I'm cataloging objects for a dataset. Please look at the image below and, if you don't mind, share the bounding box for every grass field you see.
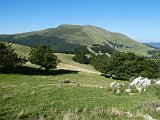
[0,53,160,120]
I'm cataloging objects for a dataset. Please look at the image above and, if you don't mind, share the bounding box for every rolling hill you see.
[145,42,160,49]
[0,24,156,56]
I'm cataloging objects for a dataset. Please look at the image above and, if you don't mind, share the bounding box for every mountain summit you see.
[0,24,156,56]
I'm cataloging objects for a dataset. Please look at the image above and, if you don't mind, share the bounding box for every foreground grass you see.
[0,71,160,120]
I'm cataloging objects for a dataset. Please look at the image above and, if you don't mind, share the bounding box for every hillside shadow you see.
[0,66,78,76]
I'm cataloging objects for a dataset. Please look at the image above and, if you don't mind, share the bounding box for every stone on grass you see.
[116,89,120,94]
[143,115,154,120]
[156,107,160,113]
[124,88,131,94]
[130,76,152,93]
[130,76,151,88]
[110,82,117,89]
[124,112,133,118]
[155,80,160,85]
[60,79,71,83]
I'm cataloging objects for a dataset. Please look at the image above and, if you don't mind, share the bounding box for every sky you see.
[0,0,160,43]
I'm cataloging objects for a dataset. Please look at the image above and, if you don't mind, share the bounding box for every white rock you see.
[124,112,133,117]
[130,76,151,93]
[124,88,131,94]
[129,93,136,96]
[155,80,160,85]
[116,89,120,94]
[143,115,154,120]
[137,87,142,93]
[110,82,117,89]
[115,83,120,88]
[156,107,160,113]
[130,76,143,86]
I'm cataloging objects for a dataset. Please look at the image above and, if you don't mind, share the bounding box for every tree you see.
[72,46,90,64]
[73,46,90,55]
[29,45,59,71]
[73,54,90,64]
[0,42,26,69]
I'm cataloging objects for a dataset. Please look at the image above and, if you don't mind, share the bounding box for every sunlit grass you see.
[0,72,159,120]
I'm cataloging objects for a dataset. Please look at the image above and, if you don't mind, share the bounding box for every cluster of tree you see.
[0,43,59,72]
[107,40,124,48]
[72,46,90,64]
[73,46,90,54]
[107,40,134,48]
[72,44,160,80]
[90,54,109,71]
[91,51,160,80]
[73,44,116,64]
[91,44,115,54]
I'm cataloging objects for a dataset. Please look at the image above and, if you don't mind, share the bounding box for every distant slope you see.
[11,44,30,57]
[0,42,30,57]
[145,42,160,49]
[0,24,156,56]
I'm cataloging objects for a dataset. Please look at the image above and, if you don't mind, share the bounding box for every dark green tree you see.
[91,51,160,80]
[29,45,59,71]
[0,42,26,69]
[72,46,90,64]
[73,46,90,55]
[72,54,90,64]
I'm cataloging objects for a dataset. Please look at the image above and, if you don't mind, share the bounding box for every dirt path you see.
[57,63,101,74]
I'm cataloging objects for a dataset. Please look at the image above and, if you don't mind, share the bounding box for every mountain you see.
[145,42,160,49]
[0,24,156,56]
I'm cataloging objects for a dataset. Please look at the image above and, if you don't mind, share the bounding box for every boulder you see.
[124,112,133,117]
[130,76,151,92]
[124,88,131,94]
[155,80,160,85]
[110,76,159,94]
[110,82,117,89]
[116,89,120,94]
[143,115,154,120]
[130,76,151,87]
[156,107,160,113]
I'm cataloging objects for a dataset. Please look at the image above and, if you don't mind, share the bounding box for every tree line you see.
[72,45,160,80]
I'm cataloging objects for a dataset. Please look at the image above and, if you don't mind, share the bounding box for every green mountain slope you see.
[0,24,156,56]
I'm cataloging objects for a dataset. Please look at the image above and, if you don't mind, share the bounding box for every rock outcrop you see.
[110,76,160,94]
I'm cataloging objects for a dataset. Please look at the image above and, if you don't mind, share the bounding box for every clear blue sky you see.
[0,0,160,42]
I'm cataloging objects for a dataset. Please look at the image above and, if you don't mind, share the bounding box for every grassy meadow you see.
[0,53,160,120]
